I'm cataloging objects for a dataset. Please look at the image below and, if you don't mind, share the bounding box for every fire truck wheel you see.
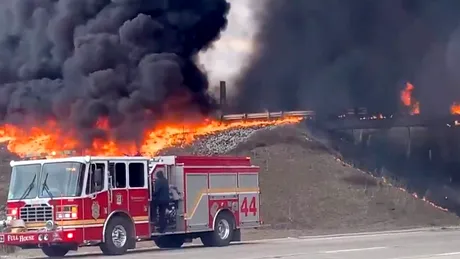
[41,245,70,257]
[201,211,235,247]
[99,216,133,255]
[154,235,185,249]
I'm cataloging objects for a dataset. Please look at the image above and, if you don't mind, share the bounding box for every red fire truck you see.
[0,155,261,257]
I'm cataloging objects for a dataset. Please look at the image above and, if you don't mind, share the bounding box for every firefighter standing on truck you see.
[151,170,169,233]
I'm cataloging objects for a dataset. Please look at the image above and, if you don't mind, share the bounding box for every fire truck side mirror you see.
[94,168,103,185]
[108,175,113,189]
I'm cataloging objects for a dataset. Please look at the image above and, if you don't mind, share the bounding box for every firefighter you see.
[151,170,170,233]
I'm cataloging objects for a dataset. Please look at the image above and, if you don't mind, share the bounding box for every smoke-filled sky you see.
[0,0,230,145]
[232,0,460,116]
[199,0,258,97]
[5,0,460,147]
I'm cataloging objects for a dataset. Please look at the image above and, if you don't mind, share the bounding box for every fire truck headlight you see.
[43,234,49,241]
[45,220,55,231]
[38,234,43,241]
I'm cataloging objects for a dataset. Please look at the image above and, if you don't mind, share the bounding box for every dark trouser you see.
[151,200,168,232]
[157,202,167,232]
[150,200,157,223]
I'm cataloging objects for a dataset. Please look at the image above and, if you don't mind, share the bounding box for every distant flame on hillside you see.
[335,157,449,212]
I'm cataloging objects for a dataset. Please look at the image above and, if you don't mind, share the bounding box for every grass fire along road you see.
[10,227,460,259]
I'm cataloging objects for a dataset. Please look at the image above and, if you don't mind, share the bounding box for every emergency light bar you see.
[22,150,79,160]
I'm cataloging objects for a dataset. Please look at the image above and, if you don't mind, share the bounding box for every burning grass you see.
[335,157,449,212]
[0,117,302,158]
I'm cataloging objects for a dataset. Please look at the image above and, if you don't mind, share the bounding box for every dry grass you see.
[227,125,460,232]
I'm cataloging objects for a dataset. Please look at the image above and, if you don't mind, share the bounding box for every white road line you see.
[221,226,459,245]
[251,252,312,259]
[321,246,387,254]
[260,232,420,243]
[295,232,413,242]
[276,227,459,243]
[387,251,460,259]
[436,252,460,256]
[297,226,460,240]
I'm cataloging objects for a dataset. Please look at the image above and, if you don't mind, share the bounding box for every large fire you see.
[401,82,460,116]
[400,82,420,115]
[0,117,302,158]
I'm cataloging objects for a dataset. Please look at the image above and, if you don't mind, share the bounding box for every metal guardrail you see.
[220,110,316,121]
[219,110,460,130]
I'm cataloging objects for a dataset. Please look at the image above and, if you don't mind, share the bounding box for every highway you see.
[9,227,460,259]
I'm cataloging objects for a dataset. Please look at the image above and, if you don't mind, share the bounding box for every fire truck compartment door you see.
[238,173,260,227]
[185,173,209,231]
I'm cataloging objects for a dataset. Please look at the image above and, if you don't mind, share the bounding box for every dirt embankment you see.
[163,124,460,234]
[323,127,460,215]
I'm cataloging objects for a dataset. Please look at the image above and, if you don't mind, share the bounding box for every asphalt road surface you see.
[8,227,460,259]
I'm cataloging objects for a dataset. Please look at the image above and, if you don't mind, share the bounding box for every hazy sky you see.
[199,0,262,96]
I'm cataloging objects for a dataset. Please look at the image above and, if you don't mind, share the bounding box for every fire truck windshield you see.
[38,162,86,198]
[8,164,41,200]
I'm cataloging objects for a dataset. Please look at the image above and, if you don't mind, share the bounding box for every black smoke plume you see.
[0,0,229,146]
[233,0,460,116]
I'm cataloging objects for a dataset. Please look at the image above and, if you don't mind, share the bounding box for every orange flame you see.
[451,103,460,115]
[401,82,460,116]
[401,82,420,115]
[0,117,302,158]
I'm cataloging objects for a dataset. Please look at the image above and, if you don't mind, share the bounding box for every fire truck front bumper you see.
[0,229,78,248]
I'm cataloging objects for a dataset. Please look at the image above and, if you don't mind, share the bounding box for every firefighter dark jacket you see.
[153,171,170,203]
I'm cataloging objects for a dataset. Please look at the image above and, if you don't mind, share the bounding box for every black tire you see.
[200,211,235,247]
[154,235,185,249]
[41,245,70,257]
[99,216,133,255]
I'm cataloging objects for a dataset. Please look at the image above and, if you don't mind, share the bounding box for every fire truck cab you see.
[0,155,261,257]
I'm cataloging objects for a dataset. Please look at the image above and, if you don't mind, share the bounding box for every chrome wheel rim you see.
[111,225,127,248]
[217,219,230,240]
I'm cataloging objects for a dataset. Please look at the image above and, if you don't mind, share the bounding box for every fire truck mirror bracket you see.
[102,211,135,243]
